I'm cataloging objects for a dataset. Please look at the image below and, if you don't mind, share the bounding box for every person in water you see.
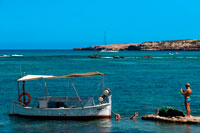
[180,83,192,117]
[115,112,138,120]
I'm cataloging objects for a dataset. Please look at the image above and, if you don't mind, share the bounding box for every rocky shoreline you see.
[142,114,200,125]
[88,55,153,59]
[88,54,200,59]
[74,39,200,51]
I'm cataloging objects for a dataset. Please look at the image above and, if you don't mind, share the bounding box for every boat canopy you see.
[17,72,104,81]
[17,75,54,81]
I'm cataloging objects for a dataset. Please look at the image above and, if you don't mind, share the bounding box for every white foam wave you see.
[0,55,10,57]
[11,54,23,57]
[102,57,113,58]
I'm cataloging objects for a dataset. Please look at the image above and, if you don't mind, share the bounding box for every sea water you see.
[0,50,200,132]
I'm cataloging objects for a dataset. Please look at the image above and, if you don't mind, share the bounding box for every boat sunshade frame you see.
[17,72,105,81]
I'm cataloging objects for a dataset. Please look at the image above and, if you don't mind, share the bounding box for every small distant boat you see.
[9,72,112,120]
[100,32,119,53]
[100,49,119,53]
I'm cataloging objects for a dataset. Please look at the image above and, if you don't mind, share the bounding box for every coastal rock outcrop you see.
[88,54,102,58]
[74,39,200,51]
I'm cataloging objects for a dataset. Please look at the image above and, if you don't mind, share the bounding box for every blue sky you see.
[0,0,199,49]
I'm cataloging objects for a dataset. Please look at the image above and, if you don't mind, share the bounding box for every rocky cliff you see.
[73,39,200,51]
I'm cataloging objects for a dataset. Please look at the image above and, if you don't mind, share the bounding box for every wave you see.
[152,57,200,59]
[0,55,10,57]
[0,54,24,58]
[102,57,114,58]
[100,56,200,59]
[11,54,23,57]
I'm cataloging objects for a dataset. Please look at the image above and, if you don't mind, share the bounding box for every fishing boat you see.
[9,72,112,120]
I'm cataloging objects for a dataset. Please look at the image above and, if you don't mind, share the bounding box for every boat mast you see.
[22,81,26,105]
[43,79,48,100]
[102,75,104,92]
[72,83,84,108]
[17,80,20,97]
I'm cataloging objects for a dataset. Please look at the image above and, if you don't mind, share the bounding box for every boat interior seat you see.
[47,101,68,108]
[55,102,68,108]
[39,100,48,108]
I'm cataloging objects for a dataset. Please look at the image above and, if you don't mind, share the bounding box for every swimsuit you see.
[185,98,191,102]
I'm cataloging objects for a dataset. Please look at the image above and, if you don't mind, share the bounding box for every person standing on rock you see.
[180,83,192,117]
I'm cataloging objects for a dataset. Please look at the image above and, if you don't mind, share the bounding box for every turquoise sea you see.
[1,50,200,132]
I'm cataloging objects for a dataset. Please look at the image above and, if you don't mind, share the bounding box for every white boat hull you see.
[9,96,112,120]
[100,50,118,53]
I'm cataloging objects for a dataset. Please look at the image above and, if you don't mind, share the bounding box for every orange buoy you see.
[18,92,31,105]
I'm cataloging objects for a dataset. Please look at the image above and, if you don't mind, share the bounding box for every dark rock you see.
[88,55,102,58]
[144,56,152,58]
[158,106,185,117]
[113,56,124,58]
[127,45,141,50]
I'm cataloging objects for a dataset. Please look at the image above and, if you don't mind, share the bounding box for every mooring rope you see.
[111,110,118,115]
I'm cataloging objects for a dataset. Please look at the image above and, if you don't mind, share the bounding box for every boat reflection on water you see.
[9,117,112,132]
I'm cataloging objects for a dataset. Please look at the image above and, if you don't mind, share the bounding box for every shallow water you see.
[0,50,200,132]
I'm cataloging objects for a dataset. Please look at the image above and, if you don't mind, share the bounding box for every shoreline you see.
[74,39,200,51]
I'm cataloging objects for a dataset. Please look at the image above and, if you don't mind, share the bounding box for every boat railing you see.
[12,100,25,106]
[13,96,96,108]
